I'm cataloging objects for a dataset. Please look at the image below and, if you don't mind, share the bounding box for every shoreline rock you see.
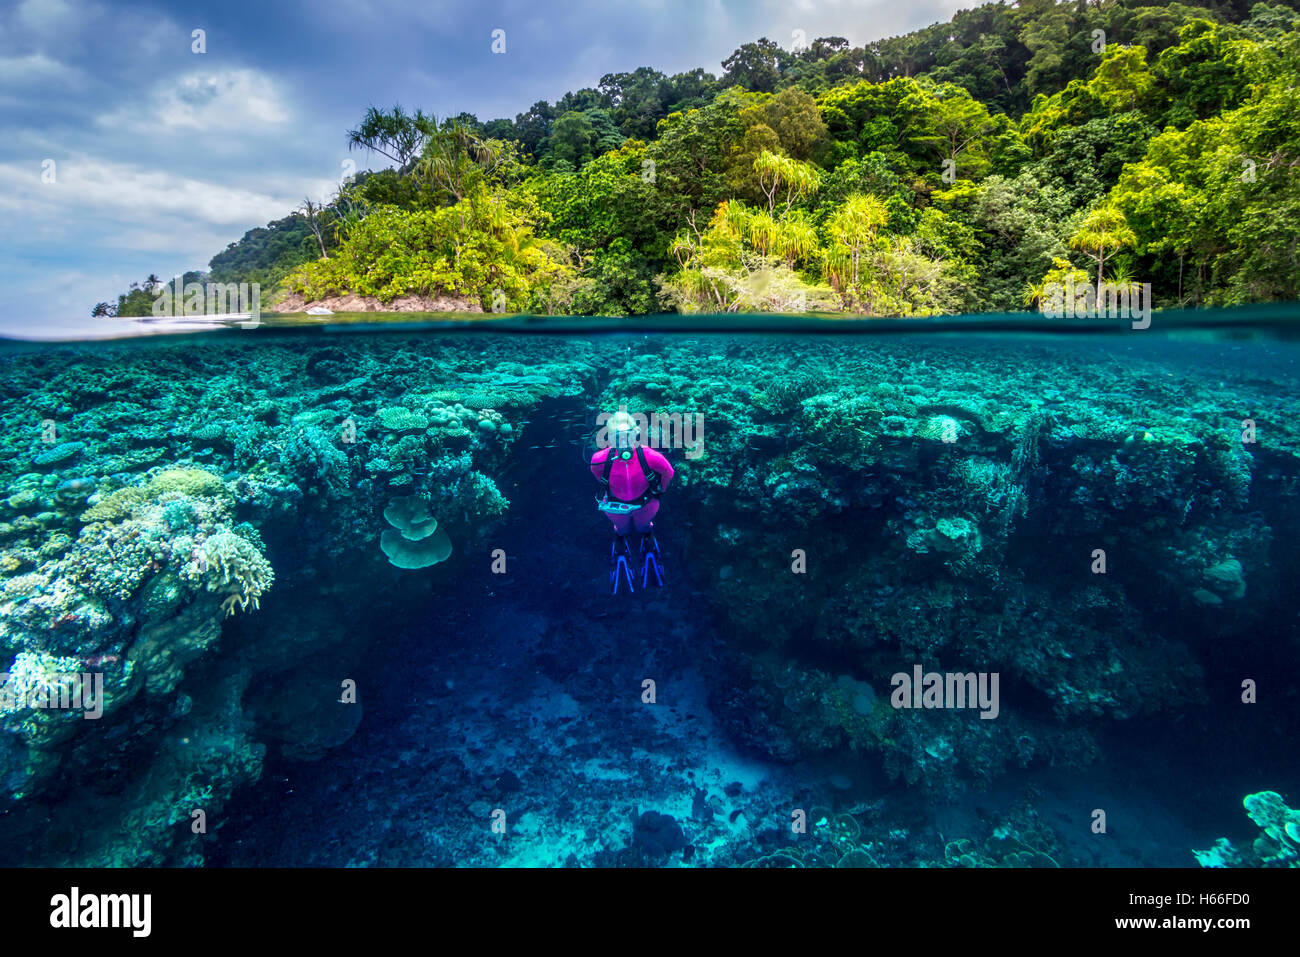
[273,291,483,313]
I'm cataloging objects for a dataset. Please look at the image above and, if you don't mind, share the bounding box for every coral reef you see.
[0,328,1297,865]
[1195,791,1300,867]
[0,334,543,863]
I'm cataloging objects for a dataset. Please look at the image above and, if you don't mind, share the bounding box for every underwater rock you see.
[127,598,222,696]
[54,478,95,508]
[5,489,41,512]
[632,811,687,856]
[250,664,363,762]
[274,291,483,313]
[1202,557,1246,600]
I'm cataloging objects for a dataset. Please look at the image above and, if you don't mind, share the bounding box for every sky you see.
[0,0,970,333]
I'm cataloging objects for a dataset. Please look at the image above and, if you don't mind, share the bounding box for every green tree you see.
[1154,19,1257,128]
[347,104,438,170]
[646,98,745,221]
[824,193,889,291]
[741,87,827,160]
[416,120,522,205]
[287,186,575,311]
[1069,205,1136,286]
[935,170,1072,310]
[753,150,822,215]
[904,82,996,178]
[1027,111,1157,208]
[599,67,669,139]
[721,38,789,93]
[541,109,625,169]
[1109,33,1300,305]
[1086,45,1156,114]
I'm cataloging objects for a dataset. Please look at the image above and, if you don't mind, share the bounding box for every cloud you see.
[0,52,82,86]
[15,0,80,37]
[0,0,978,330]
[0,155,333,229]
[99,68,293,133]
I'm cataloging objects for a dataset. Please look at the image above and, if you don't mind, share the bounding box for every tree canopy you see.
[100,0,1300,317]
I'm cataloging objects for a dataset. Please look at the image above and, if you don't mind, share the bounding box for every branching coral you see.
[281,426,350,496]
[187,531,275,617]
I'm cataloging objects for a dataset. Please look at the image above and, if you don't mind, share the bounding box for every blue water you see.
[2,309,1298,868]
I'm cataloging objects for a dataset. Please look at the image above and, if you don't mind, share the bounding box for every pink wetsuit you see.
[591,445,675,534]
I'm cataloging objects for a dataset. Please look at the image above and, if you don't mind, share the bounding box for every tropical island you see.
[96,0,1300,319]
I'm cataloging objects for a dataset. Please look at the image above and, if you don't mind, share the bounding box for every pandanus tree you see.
[753,150,822,215]
[330,186,371,245]
[705,200,814,265]
[667,197,828,313]
[824,192,888,291]
[415,120,520,210]
[1021,280,1046,309]
[347,104,438,171]
[1069,205,1137,287]
[775,212,819,267]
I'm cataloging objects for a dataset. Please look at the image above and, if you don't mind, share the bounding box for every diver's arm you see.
[590,447,610,482]
[644,447,675,490]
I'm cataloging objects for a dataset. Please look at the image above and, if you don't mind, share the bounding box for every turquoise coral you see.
[379,495,452,569]
[1195,791,1300,867]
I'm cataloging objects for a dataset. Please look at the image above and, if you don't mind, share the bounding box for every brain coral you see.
[83,469,226,524]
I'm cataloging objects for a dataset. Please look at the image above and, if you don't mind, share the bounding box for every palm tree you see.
[775,214,819,267]
[1108,257,1143,296]
[746,208,779,257]
[415,119,507,205]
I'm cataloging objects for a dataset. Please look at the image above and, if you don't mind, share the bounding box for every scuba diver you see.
[591,410,674,595]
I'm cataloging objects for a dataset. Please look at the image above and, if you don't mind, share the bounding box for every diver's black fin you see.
[610,535,635,595]
[640,530,664,589]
